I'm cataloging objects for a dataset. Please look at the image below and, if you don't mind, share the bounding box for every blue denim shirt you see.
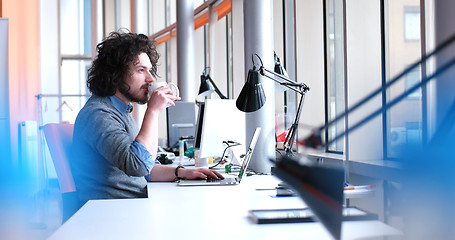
[107,96,159,179]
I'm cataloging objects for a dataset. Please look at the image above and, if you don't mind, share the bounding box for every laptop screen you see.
[237,128,261,180]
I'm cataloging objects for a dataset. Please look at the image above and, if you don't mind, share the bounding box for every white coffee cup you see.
[148,82,180,107]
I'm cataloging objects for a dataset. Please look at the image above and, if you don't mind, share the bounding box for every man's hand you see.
[179,168,225,180]
[147,85,181,113]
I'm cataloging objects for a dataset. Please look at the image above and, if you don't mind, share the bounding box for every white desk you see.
[48,175,402,240]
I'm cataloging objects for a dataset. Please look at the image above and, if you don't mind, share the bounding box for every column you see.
[243,0,275,173]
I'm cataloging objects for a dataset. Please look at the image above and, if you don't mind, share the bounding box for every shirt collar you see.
[107,96,133,115]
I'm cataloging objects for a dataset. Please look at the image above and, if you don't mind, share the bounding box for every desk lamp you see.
[236,53,345,239]
[197,68,228,101]
[236,53,310,155]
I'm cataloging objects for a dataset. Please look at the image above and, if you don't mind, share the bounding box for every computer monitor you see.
[193,102,205,149]
[166,101,196,149]
[197,99,245,159]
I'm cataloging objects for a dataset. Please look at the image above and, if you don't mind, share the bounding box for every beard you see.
[118,83,149,105]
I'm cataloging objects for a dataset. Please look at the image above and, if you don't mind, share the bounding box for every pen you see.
[344,185,374,190]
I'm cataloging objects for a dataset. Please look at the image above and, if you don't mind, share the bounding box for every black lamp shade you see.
[197,74,214,99]
[275,60,285,75]
[236,68,266,112]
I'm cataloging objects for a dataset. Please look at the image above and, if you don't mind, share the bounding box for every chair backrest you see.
[43,123,76,193]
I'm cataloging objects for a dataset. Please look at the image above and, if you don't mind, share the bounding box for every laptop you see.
[177,128,261,186]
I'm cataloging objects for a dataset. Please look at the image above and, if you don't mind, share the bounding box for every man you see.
[72,30,223,203]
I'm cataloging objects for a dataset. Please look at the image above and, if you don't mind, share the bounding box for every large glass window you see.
[294,0,325,154]
[386,0,424,158]
[325,0,345,153]
[345,0,383,161]
[122,0,434,168]
[323,0,432,161]
[58,0,93,123]
[205,14,230,100]
[324,0,383,160]
[147,0,234,143]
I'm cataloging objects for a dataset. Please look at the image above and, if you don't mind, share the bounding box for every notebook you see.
[177,128,261,186]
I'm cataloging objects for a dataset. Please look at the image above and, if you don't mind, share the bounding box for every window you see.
[324,0,383,160]
[405,66,422,98]
[294,0,325,153]
[325,0,345,153]
[148,0,234,143]
[404,6,420,41]
[58,0,93,123]
[386,0,424,158]
[322,0,431,161]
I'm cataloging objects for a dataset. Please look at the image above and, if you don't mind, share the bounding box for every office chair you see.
[43,122,81,223]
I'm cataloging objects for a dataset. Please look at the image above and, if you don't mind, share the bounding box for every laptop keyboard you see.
[206,177,237,184]
[206,178,221,182]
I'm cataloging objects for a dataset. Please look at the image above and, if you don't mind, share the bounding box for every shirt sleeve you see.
[130,140,160,173]
[77,99,157,177]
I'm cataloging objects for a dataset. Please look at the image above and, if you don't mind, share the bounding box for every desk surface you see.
[48,175,401,240]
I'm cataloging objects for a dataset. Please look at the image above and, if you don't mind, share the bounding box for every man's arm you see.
[135,85,223,182]
[76,98,150,177]
[135,107,159,160]
[135,85,180,159]
[149,164,224,182]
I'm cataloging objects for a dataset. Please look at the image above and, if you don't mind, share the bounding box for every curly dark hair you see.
[87,30,159,96]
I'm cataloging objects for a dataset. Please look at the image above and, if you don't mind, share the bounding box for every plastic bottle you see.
[178,140,184,163]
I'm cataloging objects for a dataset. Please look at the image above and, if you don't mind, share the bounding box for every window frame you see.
[322,0,432,162]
